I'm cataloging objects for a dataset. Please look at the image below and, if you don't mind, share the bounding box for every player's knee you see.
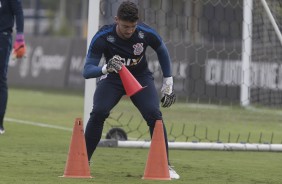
[89,109,110,125]
[144,110,162,127]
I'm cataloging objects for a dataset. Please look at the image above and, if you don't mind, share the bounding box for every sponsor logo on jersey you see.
[138,31,144,39]
[127,55,143,66]
[107,35,115,43]
[119,55,144,67]
[133,43,144,55]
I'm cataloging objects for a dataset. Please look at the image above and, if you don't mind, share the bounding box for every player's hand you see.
[13,33,26,58]
[105,55,123,73]
[161,92,176,108]
[161,76,176,108]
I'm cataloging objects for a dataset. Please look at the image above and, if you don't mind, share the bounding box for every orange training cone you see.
[142,120,171,180]
[62,118,92,178]
[119,65,145,96]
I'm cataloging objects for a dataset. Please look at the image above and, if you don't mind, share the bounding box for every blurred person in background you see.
[0,0,26,134]
[83,1,179,179]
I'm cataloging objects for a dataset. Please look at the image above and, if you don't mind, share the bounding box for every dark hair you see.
[117,1,139,22]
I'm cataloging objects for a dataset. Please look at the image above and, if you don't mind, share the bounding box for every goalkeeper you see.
[0,0,26,134]
[83,1,179,179]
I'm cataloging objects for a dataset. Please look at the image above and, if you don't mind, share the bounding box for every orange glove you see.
[13,33,26,58]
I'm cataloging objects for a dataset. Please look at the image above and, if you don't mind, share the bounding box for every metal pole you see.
[241,0,253,106]
[84,0,100,130]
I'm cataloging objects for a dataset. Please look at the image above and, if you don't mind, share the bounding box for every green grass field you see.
[1,88,282,184]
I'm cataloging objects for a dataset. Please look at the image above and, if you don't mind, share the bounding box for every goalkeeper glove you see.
[161,76,176,108]
[102,55,123,74]
[13,33,26,58]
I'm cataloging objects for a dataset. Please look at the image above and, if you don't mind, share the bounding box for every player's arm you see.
[83,56,104,79]
[83,36,105,78]
[149,31,176,108]
[11,0,26,58]
[83,55,123,79]
[156,42,172,78]
[11,0,24,33]
[156,42,176,108]
[83,37,123,79]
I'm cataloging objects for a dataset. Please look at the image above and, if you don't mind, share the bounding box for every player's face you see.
[115,17,137,39]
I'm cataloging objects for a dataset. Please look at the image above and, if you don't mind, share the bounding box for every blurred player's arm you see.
[11,0,26,58]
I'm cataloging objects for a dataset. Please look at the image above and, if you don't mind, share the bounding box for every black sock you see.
[0,114,4,127]
[84,121,104,161]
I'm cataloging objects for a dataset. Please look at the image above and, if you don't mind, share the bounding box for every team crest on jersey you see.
[133,43,144,55]
[107,35,115,43]
[138,31,144,39]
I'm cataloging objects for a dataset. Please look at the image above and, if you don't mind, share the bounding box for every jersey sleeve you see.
[156,42,172,77]
[87,35,106,59]
[147,30,172,77]
[10,0,24,33]
[146,30,162,51]
[83,35,106,78]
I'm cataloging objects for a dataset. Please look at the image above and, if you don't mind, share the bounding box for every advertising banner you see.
[8,36,72,89]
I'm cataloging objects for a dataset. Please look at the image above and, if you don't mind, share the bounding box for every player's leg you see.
[130,75,170,162]
[131,75,180,179]
[0,33,12,134]
[85,78,125,161]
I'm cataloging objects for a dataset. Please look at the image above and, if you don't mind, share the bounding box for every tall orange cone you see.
[142,120,171,180]
[61,118,92,178]
[119,65,145,96]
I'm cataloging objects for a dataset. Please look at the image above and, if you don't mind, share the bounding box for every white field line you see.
[4,117,136,139]
[5,117,73,131]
